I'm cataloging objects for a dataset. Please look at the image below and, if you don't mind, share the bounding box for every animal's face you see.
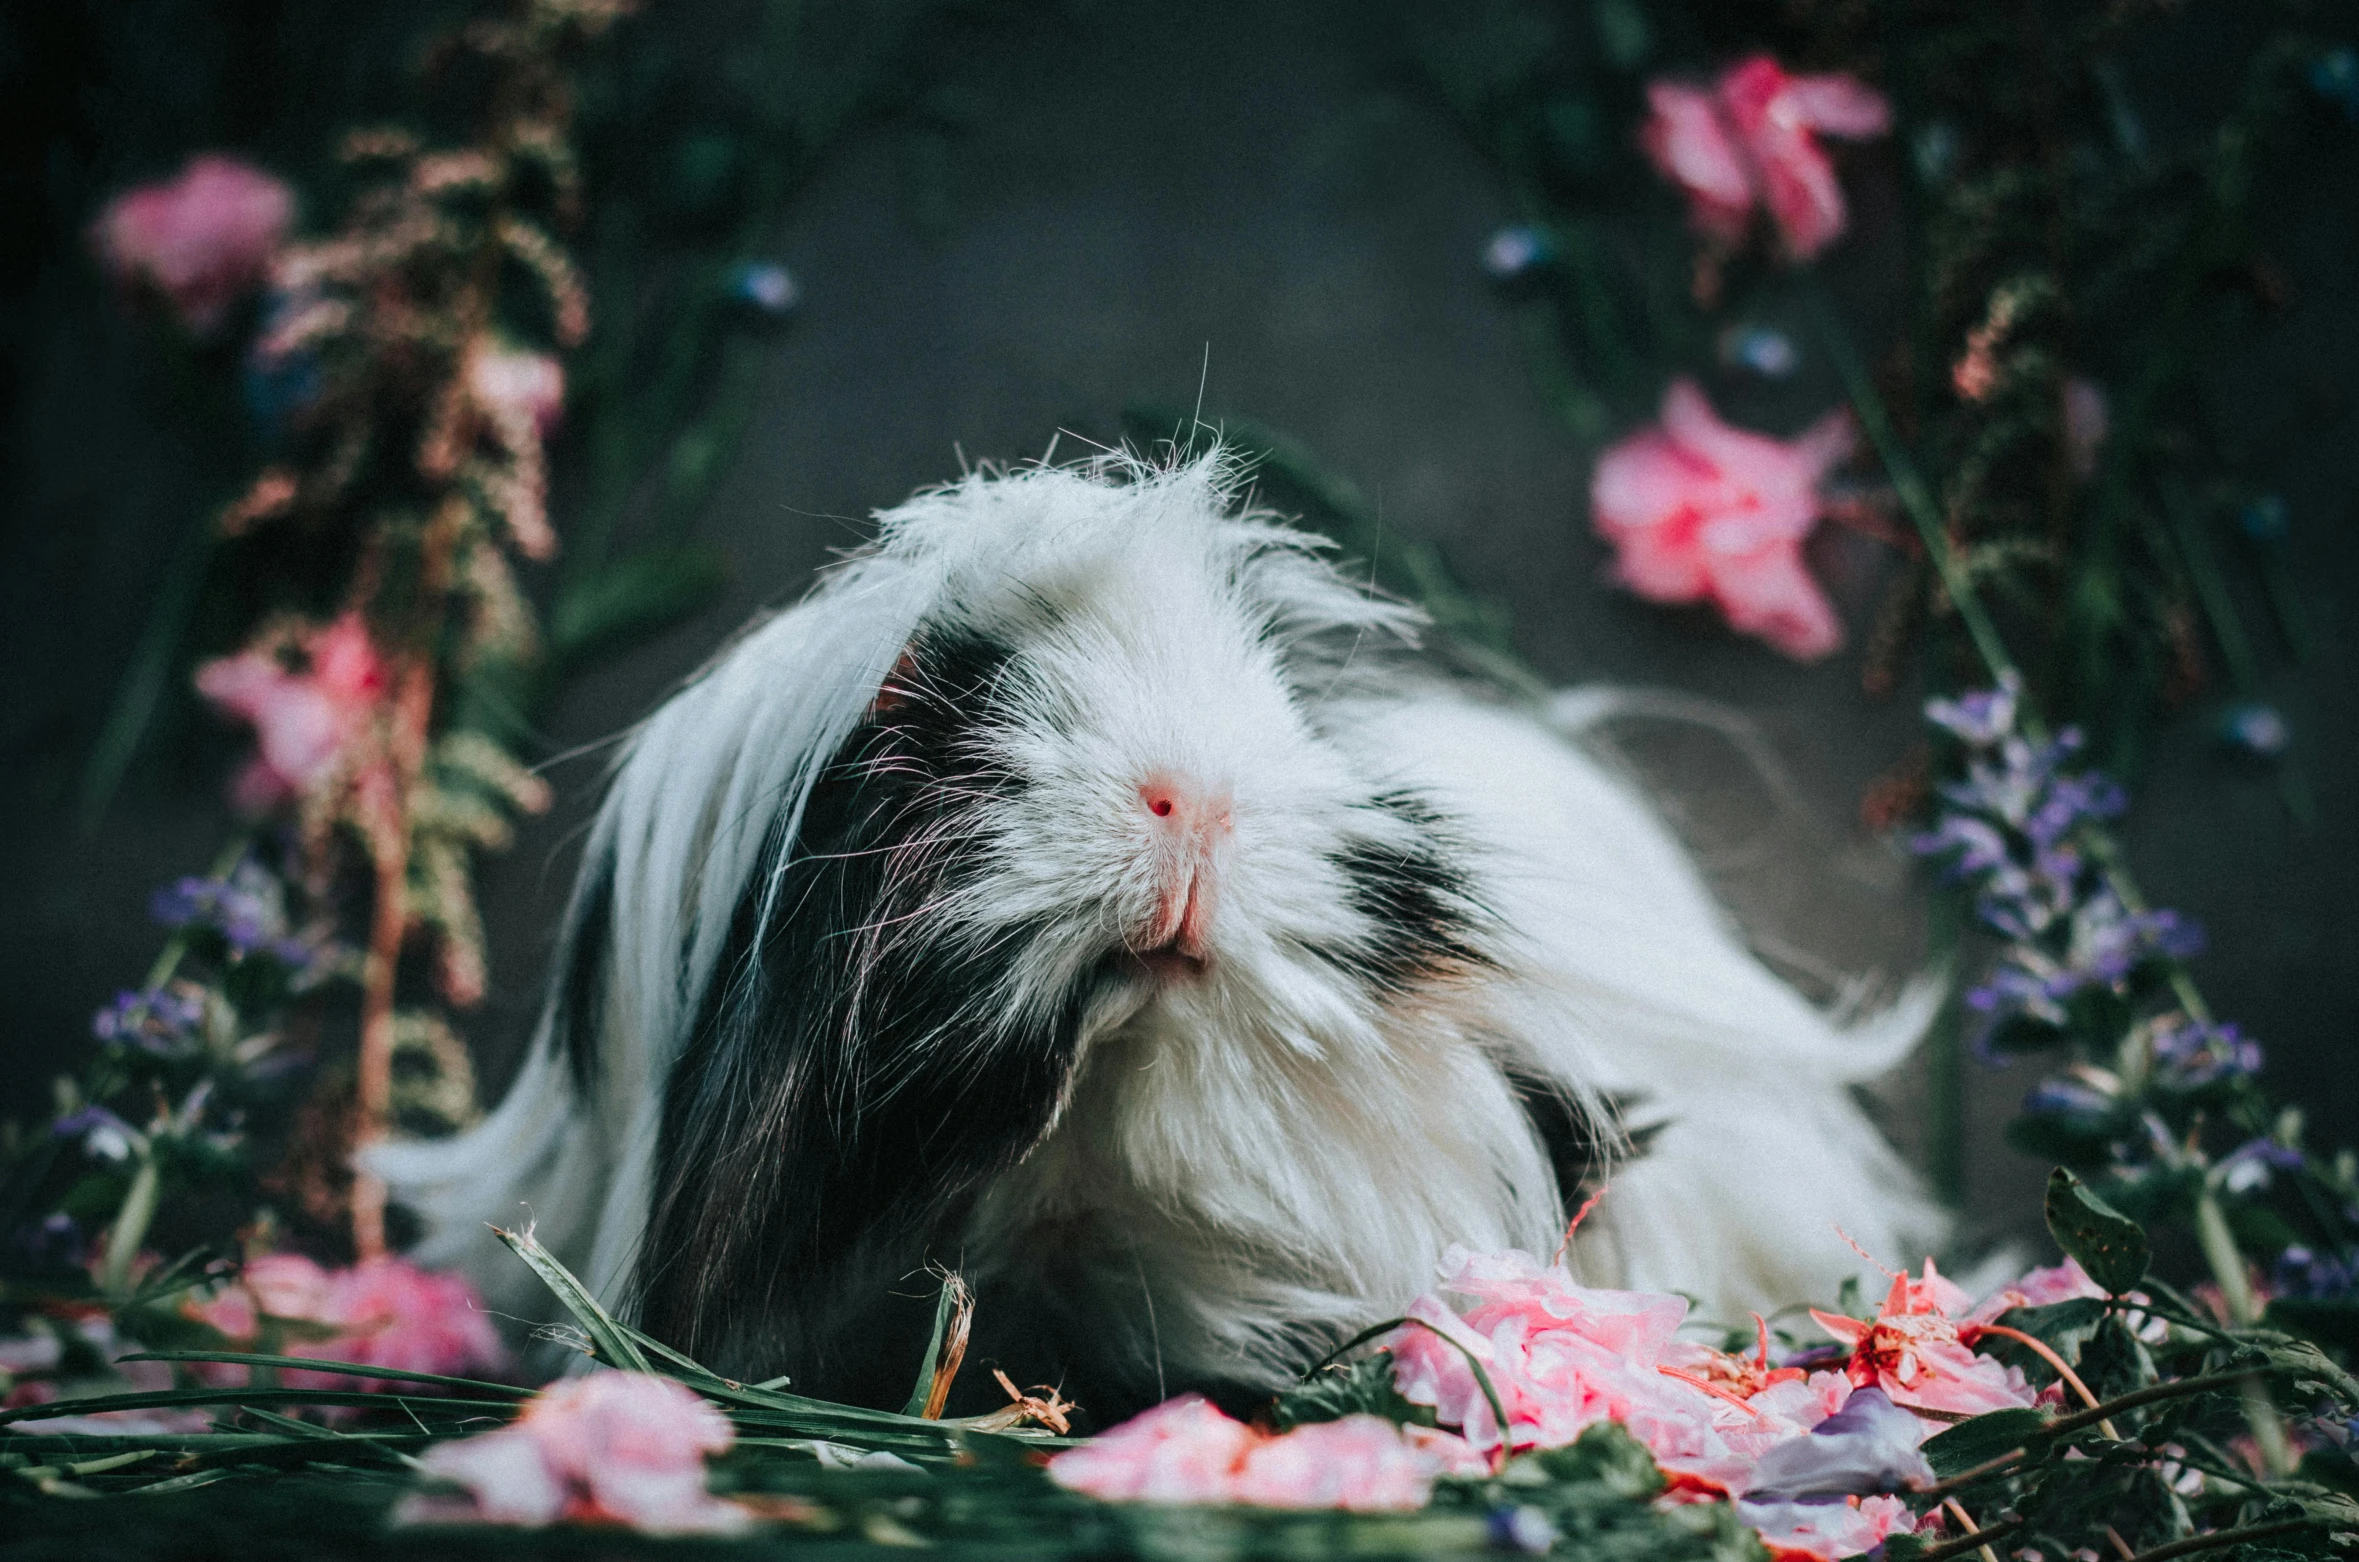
[872,527,1492,1069]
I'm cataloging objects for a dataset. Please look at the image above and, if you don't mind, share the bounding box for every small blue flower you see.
[2022,1075,2117,1122]
[2217,1137,2304,1195]
[1719,325,1799,378]
[2272,1245,2357,1301]
[1481,226,1552,282]
[726,260,799,320]
[5,1213,85,1272]
[2220,704,2290,758]
[1487,1505,1558,1553]
[53,1106,139,1162]
[1923,674,2022,747]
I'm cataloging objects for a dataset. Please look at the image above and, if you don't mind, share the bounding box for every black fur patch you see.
[553,844,614,1094]
[1312,789,1493,992]
[635,629,1107,1397]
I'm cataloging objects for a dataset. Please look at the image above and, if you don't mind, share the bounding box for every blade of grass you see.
[118,1351,529,1399]
[492,1223,652,1372]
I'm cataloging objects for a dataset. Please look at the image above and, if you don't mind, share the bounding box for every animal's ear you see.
[868,645,922,717]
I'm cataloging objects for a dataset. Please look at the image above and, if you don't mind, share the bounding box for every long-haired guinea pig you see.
[370,451,1941,1421]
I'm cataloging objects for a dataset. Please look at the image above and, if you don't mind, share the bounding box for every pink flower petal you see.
[1047,1394,1261,1504]
[1641,82,1755,245]
[92,155,293,333]
[1231,1416,1439,1511]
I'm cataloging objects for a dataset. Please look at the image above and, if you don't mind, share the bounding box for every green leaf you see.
[1271,1355,1437,1432]
[2044,1168,2151,1293]
[491,1222,653,1372]
[1919,1408,2051,1480]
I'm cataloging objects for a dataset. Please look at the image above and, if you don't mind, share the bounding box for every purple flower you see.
[2022,1075,2118,1122]
[1924,674,2022,747]
[150,862,316,969]
[1482,226,1552,281]
[91,987,204,1054]
[2150,1019,2262,1090]
[1743,1388,1934,1499]
[2273,1246,2357,1301]
[2026,771,2125,848]
[1907,814,2011,876]
[2218,1138,2304,1196]
[53,1105,140,1161]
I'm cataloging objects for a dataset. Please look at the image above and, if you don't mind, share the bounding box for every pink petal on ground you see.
[1231,1415,1440,1511]
[405,1427,569,1527]
[1047,1394,1262,1504]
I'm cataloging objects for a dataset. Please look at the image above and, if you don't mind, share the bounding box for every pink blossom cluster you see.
[1642,57,1890,263]
[1055,1247,2090,1562]
[92,155,293,333]
[395,1370,748,1536]
[194,611,388,815]
[1048,1394,1478,1511]
[186,1251,506,1391]
[1590,378,1855,660]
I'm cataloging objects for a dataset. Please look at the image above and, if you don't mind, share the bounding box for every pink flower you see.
[467,340,566,440]
[1642,57,1889,262]
[1049,1396,1260,1503]
[186,1253,505,1393]
[396,1370,746,1535]
[92,155,294,332]
[1046,1396,1452,1511]
[1590,379,1855,660]
[194,612,385,813]
[1811,1263,2038,1422]
[1231,1416,1442,1511]
[1738,1493,1917,1562]
[1966,1257,2108,1326]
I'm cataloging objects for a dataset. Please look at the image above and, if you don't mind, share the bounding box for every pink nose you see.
[1138,776,1232,836]
[1136,775,1231,966]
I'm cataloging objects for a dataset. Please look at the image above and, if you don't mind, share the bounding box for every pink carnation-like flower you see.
[1811,1262,2039,1422]
[1046,1395,1452,1511]
[92,155,294,333]
[397,1370,746,1535]
[194,611,385,813]
[1641,56,1890,262]
[1590,378,1855,660]
[186,1253,505,1393]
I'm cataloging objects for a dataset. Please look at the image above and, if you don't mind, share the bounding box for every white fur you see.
[369,451,1943,1388]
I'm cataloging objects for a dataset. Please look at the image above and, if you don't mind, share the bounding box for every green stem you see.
[2194,1192,2257,1325]
[100,1155,161,1297]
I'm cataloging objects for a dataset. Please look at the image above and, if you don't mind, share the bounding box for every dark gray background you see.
[5,3,2352,1254]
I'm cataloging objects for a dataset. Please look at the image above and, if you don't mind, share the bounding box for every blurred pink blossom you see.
[1590,378,1855,660]
[186,1252,504,1392]
[1047,1395,1452,1510]
[194,611,385,813]
[93,155,293,333]
[396,1370,746,1535]
[467,339,566,440]
[1642,57,1889,262]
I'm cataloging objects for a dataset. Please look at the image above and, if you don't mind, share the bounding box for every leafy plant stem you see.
[2121,1518,2320,1562]
[99,1155,162,1297]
